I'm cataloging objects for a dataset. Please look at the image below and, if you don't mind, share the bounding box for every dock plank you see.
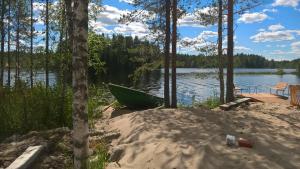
[219,98,252,110]
[6,145,44,169]
[240,93,289,104]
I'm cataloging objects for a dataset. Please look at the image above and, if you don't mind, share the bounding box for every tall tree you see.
[15,1,20,85]
[65,0,73,53]
[45,0,49,88]
[218,0,224,104]
[72,0,89,168]
[7,0,11,87]
[226,0,234,102]
[30,0,34,88]
[171,0,177,108]
[164,0,171,107]
[0,0,5,86]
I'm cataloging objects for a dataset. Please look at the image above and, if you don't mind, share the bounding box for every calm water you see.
[3,68,300,105]
[140,69,300,105]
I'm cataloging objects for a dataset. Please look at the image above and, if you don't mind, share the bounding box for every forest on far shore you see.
[177,53,300,69]
[1,33,299,78]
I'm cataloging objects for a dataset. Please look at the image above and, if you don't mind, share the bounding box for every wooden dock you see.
[239,93,289,104]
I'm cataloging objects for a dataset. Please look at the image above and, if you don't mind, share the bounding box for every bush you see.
[0,84,73,140]
[276,68,285,75]
[199,97,221,109]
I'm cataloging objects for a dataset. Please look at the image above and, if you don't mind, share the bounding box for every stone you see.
[109,146,125,162]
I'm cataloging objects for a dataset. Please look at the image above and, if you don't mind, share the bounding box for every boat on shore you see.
[108,83,164,109]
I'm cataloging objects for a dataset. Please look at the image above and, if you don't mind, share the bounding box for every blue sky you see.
[32,0,300,61]
[102,0,300,61]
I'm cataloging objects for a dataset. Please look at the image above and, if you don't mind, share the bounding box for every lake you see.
[3,68,300,105]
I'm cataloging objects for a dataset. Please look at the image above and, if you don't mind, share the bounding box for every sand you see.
[97,103,300,169]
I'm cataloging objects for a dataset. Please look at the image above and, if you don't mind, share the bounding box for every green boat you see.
[108,83,164,109]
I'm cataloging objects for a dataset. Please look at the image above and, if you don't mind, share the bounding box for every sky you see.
[32,0,300,61]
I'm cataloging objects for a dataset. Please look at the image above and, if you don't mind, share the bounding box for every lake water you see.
[138,68,300,105]
[3,68,300,105]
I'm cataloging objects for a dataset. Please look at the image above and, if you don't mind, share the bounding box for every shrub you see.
[276,68,285,75]
[0,84,73,140]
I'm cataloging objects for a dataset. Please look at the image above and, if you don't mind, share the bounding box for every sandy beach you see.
[97,102,300,169]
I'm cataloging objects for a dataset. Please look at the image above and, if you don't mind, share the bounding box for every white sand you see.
[98,103,300,169]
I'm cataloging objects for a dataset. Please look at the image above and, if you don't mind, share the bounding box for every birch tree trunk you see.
[171,0,177,108]
[164,0,171,108]
[226,0,234,102]
[218,0,224,104]
[72,0,89,168]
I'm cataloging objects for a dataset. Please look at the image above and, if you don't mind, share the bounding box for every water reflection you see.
[3,68,300,105]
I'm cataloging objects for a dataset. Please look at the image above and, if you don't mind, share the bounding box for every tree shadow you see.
[111,106,300,169]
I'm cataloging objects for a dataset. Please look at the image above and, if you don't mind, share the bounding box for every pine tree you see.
[7,0,11,87]
[226,0,234,102]
[45,0,49,88]
[0,0,5,86]
[171,0,177,108]
[164,0,171,107]
[218,0,224,104]
[30,0,34,88]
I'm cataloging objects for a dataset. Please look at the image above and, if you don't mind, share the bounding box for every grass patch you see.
[0,82,113,141]
[197,96,221,109]
[89,142,109,169]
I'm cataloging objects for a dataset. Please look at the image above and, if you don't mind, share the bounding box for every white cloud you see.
[33,2,45,12]
[178,13,206,27]
[178,7,219,27]
[114,22,150,38]
[119,0,135,4]
[238,12,268,24]
[268,24,285,31]
[291,41,300,53]
[258,28,266,32]
[235,46,251,51]
[276,44,286,47]
[250,31,295,42]
[263,8,278,13]
[270,50,287,55]
[272,0,300,7]
[96,5,129,26]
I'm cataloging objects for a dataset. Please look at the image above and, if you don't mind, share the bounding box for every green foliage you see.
[199,96,221,109]
[88,32,108,74]
[89,142,109,169]
[276,68,285,75]
[0,84,73,140]
[297,63,300,76]
[0,82,113,140]
[176,53,299,69]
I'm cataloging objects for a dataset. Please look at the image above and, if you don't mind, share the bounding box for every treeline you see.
[177,53,300,69]
[85,33,161,78]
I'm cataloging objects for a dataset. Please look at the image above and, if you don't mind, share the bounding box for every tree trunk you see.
[30,0,33,88]
[72,0,89,168]
[15,4,20,86]
[0,0,5,86]
[171,0,177,108]
[7,0,11,87]
[65,0,73,53]
[218,0,224,104]
[164,0,171,108]
[45,0,49,88]
[59,0,66,126]
[226,0,234,102]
